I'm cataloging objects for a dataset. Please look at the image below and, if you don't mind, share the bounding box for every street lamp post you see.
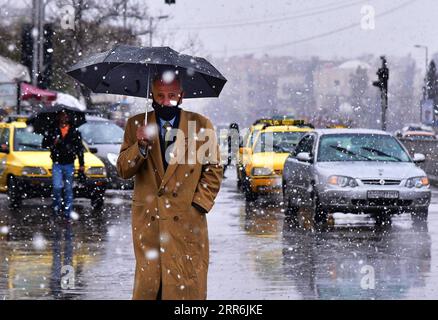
[149,15,169,47]
[414,44,430,123]
[414,44,429,73]
[414,44,429,99]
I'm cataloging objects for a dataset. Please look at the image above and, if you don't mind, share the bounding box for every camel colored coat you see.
[117,110,223,300]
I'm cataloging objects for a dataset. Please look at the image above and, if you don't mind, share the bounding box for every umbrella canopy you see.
[66,45,227,99]
[27,104,86,135]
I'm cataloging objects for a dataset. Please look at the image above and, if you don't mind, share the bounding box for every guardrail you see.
[399,138,438,185]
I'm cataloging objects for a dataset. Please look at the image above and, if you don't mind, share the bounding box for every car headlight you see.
[328,175,358,188]
[86,167,107,177]
[406,176,429,188]
[252,167,273,176]
[0,158,6,175]
[107,153,118,167]
[22,166,48,176]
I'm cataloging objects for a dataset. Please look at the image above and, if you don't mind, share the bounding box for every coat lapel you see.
[160,110,189,188]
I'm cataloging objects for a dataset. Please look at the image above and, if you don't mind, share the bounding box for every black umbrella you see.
[66,45,227,124]
[67,45,227,98]
[27,104,86,135]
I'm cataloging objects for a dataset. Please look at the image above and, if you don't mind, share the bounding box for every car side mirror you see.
[0,144,9,154]
[296,152,312,162]
[413,153,425,163]
[89,147,98,154]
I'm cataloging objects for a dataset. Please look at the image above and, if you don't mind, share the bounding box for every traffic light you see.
[20,24,33,77]
[40,23,54,89]
[20,23,53,89]
[372,56,389,91]
[165,0,176,4]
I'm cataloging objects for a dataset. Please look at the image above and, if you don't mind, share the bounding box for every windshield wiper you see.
[273,145,290,153]
[361,147,402,162]
[19,143,43,149]
[329,145,371,161]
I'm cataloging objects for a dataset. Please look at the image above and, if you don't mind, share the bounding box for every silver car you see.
[282,129,431,225]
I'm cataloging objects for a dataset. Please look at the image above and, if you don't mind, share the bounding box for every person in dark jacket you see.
[42,111,85,218]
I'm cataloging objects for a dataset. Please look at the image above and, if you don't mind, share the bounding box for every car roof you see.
[250,124,265,130]
[260,125,312,133]
[85,115,112,122]
[0,121,27,128]
[403,131,435,136]
[313,128,392,136]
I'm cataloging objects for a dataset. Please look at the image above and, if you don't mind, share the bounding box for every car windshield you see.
[79,121,124,144]
[317,134,411,162]
[14,128,46,151]
[253,131,306,153]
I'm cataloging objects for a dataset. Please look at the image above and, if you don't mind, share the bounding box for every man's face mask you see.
[152,100,181,121]
[152,94,183,121]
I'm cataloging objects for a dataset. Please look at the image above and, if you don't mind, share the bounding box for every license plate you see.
[367,190,399,199]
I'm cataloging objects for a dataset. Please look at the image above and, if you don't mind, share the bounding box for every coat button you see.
[151,216,156,221]
[172,192,178,198]
[173,216,179,222]
[190,169,195,174]
[157,189,164,197]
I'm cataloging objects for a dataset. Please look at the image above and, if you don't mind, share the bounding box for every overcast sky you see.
[147,0,438,70]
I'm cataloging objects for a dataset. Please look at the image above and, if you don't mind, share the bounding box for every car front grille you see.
[351,199,412,207]
[361,179,401,186]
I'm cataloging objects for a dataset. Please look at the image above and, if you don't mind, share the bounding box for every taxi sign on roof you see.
[5,114,30,123]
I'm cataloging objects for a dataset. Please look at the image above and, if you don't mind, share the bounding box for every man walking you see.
[42,111,85,219]
[117,73,223,300]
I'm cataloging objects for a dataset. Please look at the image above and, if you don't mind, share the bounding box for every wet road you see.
[1,169,438,300]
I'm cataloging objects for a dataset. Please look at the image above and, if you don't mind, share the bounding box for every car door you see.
[286,134,316,207]
[0,127,10,188]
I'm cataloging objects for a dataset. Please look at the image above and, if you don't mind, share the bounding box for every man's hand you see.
[136,125,154,148]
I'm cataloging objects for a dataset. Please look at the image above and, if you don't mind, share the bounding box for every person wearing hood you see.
[117,72,223,300]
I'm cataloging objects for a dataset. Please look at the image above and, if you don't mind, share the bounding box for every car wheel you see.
[91,192,105,211]
[7,175,21,210]
[243,178,257,202]
[237,167,245,190]
[312,194,328,226]
[285,198,299,219]
[411,208,428,221]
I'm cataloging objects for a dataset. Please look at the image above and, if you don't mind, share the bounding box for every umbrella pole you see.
[145,67,150,126]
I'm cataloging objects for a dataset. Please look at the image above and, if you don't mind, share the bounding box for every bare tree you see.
[43,0,151,105]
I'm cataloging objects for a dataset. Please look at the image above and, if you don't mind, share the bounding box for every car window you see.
[293,135,315,156]
[14,128,45,151]
[0,128,9,147]
[79,121,124,144]
[247,129,260,148]
[317,133,411,162]
[253,131,306,153]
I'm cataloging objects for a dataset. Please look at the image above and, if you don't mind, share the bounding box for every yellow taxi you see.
[242,119,313,201]
[0,116,108,210]
[236,121,266,189]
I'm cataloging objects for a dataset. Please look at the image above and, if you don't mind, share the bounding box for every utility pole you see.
[31,0,45,87]
[372,56,389,131]
[414,44,429,101]
[38,0,45,86]
[123,0,127,30]
[149,15,169,47]
[31,0,39,86]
